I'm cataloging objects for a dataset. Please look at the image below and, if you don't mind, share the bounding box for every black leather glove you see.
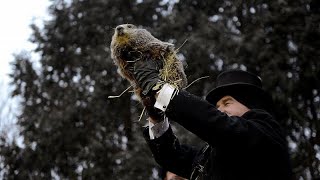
[141,96,164,121]
[134,59,164,121]
[133,59,162,96]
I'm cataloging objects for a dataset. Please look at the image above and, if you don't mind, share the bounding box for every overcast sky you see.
[0,0,50,138]
[0,0,50,79]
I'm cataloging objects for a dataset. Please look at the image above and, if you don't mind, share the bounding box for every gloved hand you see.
[133,59,162,96]
[142,95,164,122]
[134,59,164,122]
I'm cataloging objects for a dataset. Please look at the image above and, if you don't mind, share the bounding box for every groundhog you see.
[110,24,187,102]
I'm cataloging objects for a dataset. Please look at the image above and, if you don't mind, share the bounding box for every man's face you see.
[216,95,249,117]
[164,171,186,180]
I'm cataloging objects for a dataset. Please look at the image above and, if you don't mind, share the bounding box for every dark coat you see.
[144,90,292,180]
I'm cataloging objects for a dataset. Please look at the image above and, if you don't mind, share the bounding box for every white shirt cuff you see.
[148,117,169,140]
[154,83,177,111]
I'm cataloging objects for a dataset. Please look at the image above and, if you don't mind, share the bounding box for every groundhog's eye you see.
[127,25,132,28]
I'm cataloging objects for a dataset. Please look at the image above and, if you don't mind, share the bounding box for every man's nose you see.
[217,106,224,113]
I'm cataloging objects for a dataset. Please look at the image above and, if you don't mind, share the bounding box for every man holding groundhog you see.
[133,61,292,180]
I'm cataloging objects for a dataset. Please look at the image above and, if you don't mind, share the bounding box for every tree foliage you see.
[0,0,319,179]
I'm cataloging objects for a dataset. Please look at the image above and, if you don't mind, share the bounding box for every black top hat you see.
[206,70,272,111]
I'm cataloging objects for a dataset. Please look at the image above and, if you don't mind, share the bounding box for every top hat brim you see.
[205,83,271,106]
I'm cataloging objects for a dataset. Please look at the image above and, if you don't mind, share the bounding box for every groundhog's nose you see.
[116,26,124,34]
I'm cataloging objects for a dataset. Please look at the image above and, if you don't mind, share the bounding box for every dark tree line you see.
[0,0,319,179]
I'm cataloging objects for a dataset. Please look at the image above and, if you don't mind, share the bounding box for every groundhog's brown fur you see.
[110,24,187,101]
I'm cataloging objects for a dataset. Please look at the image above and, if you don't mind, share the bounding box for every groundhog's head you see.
[111,24,137,46]
[115,24,137,36]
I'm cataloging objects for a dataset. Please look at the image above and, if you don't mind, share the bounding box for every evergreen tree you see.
[1,0,164,179]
